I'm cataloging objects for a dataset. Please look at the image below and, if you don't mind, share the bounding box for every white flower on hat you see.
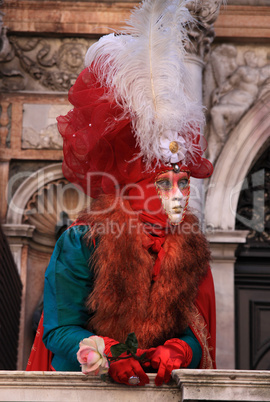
[159,130,187,164]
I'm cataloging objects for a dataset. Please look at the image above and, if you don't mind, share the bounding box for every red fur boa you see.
[79,195,211,349]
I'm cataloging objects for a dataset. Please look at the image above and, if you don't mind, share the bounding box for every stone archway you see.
[204,92,270,369]
[5,163,89,369]
[205,91,270,231]
[7,163,65,225]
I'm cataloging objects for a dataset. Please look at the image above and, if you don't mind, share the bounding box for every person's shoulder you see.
[54,224,91,256]
[58,224,89,241]
[46,224,93,275]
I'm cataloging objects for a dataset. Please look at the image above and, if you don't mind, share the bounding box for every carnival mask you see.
[155,171,190,224]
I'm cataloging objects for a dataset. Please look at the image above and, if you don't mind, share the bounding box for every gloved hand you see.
[101,337,151,385]
[145,339,193,386]
[109,357,149,386]
[136,347,156,368]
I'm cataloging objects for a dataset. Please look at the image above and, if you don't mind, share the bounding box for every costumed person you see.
[26,0,216,386]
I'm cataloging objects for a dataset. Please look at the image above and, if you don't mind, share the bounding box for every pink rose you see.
[77,336,109,375]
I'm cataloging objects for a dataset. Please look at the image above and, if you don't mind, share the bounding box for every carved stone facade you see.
[204,44,270,165]
[187,0,222,62]
[23,177,89,246]
[0,37,94,92]
[0,1,221,93]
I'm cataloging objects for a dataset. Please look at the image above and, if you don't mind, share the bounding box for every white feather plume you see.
[85,0,205,168]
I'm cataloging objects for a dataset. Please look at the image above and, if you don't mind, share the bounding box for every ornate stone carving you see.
[0,37,94,92]
[205,45,270,164]
[0,10,14,62]
[0,10,23,91]
[23,178,89,246]
[11,37,89,91]
[187,0,223,61]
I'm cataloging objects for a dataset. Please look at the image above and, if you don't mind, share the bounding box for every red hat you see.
[57,0,213,198]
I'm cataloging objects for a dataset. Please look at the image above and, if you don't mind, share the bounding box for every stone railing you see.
[0,369,270,401]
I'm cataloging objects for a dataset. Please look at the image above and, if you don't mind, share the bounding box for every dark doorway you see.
[235,145,270,370]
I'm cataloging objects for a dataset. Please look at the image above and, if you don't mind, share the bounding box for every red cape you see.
[193,267,216,369]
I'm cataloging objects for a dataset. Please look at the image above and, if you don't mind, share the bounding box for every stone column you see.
[207,230,249,369]
[2,224,35,273]
[185,1,249,370]
[185,0,223,221]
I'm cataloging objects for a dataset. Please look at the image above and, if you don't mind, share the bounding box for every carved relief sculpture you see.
[0,36,92,92]
[23,179,89,247]
[205,45,270,165]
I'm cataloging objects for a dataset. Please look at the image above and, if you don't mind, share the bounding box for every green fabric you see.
[43,225,202,371]
[43,225,95,371]
[179,327,202,368]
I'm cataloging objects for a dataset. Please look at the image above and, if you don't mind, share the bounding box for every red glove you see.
[100,336,119,356]
[146,339,193,386]
[136,347,156,368]
[101,337,150,386]
[109,356,150,386]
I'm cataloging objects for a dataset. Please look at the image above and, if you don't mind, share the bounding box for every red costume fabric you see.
[191,268,216,368]
[26,312,53,371]
[57,68,213,199]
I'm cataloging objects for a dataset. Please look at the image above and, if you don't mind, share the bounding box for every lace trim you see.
[190,305,214,369]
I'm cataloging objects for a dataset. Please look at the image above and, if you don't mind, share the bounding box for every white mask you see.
[155,171,190,224]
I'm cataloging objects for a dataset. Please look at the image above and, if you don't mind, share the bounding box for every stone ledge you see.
[206,230,249,244]
[1,370,270,401]
[206,230,249,261]
[172,369,270,401]
[0,371,178,402]
[2,224,35,238]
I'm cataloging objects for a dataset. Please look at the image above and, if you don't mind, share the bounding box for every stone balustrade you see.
[0,369,270,401]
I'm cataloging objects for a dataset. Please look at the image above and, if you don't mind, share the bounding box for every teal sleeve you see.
[43,225,95,371]
[179,327,202,368]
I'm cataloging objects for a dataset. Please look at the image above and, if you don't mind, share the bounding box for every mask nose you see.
[172,186,184,201]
